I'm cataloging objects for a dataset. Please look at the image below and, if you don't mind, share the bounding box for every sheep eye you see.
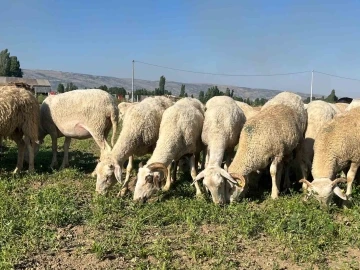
[145,175,153,183]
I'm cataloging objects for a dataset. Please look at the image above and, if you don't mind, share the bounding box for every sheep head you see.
[193,166,239,205]
[133,162,168,202]
[299,178,348,206]
[95,154,122,194]
[227,173,247,203]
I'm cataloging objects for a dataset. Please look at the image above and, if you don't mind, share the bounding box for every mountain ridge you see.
[22,69,317,100]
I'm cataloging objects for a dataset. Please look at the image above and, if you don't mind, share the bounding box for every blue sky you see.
[1,0,360,97]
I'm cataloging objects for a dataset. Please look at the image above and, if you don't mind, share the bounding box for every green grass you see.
[0,136,359,269]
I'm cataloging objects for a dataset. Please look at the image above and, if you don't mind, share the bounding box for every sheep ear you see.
[299,178,312,188]
[139,161,143,168]
[333,186,347,200]
[114,164,122,183]
[219,168,238,186]
[191,170,205,185]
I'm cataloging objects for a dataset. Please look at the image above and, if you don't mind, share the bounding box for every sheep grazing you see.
[133,97,204,202]
[193,96,246,205]
[300,107,360,205]
[297,101,339,182]
[36,89,118,169]
[228,92,307,200]
[235,101,259,120]
[0,84,40,173]
[95,96,174,195]
[118,102,136,121]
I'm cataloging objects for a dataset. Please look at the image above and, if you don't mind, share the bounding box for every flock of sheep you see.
[1,82,359,207]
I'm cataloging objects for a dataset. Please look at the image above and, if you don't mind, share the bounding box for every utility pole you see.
[132,60,134,103]
[310,70,314,102]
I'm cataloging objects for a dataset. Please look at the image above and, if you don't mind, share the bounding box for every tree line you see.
[0,49,23,77]
[0,48,342,106]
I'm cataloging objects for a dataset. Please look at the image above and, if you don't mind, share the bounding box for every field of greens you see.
[0,134,359,270]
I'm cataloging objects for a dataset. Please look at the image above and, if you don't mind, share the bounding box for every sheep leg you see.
[119,155,133,196]
[205,147,210,169]
[171,160,178,183]
[0,136,3,155]
[162,163,172,191]
[270,157,283,199]
[345,162,359,197]
[190,155,202,197]
[50,134,58,169]
[224,150,233,172]
[60,137,71,170]
[25,137,35,173]
[195,152,200,173]
[13,135,25,174]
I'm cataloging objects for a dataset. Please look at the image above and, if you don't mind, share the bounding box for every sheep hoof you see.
[162,184,171,192]
[271,194,279,200]
[195,192,205,200]
[59,164,69,170]
[117,188,128,197]
[13,168,20,174]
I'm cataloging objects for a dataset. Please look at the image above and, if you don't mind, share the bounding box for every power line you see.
[135,60,311,77]
[314,70,360,82]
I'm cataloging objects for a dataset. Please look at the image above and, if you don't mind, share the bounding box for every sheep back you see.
[0,85,39,143]
[312,107,360,178]
[229,104,305,175]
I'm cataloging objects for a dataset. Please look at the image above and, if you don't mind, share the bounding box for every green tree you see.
[184,93,188,97]
[109,87,127,97]
[57,83,65,93]
[199,91,205,103]
[179,84,186,97]
[204,86,224,102]
[325,89,338,103]
[9,56,22,77]
[65,82,78,91]
[225,88,231,96]
[0,49,10,76]
[98,85,108,91]
[0,49,22,77]
[159,76,166,95]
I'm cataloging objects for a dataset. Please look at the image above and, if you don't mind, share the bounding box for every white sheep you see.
[118,102,136,122]
[235,101,259,120]
[0,84,40,173]
[297,100,339,182]
[192,96,246,205]
[228,92,307,201]
[36,89,118,169]
[95,96,174,195]
[344,99,360,112]
[133,97,204,202]
[300,107,360,205]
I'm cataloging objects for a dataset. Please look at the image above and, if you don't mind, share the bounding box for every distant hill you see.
[23,69,317,100]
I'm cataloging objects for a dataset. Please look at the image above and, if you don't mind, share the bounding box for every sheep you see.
[228,92,307,201]
[175,97,205,115]
[334,103,348,113]
[35,89,118,170]
[0,84,40,173]
[235,101,259,120]
[95,96,174,195]
[297,101,339,182]
[300,107,360,205]
[345,99,360,112]
[133,97,204,202]
[118,102,137,121]
[192,96,246,205]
